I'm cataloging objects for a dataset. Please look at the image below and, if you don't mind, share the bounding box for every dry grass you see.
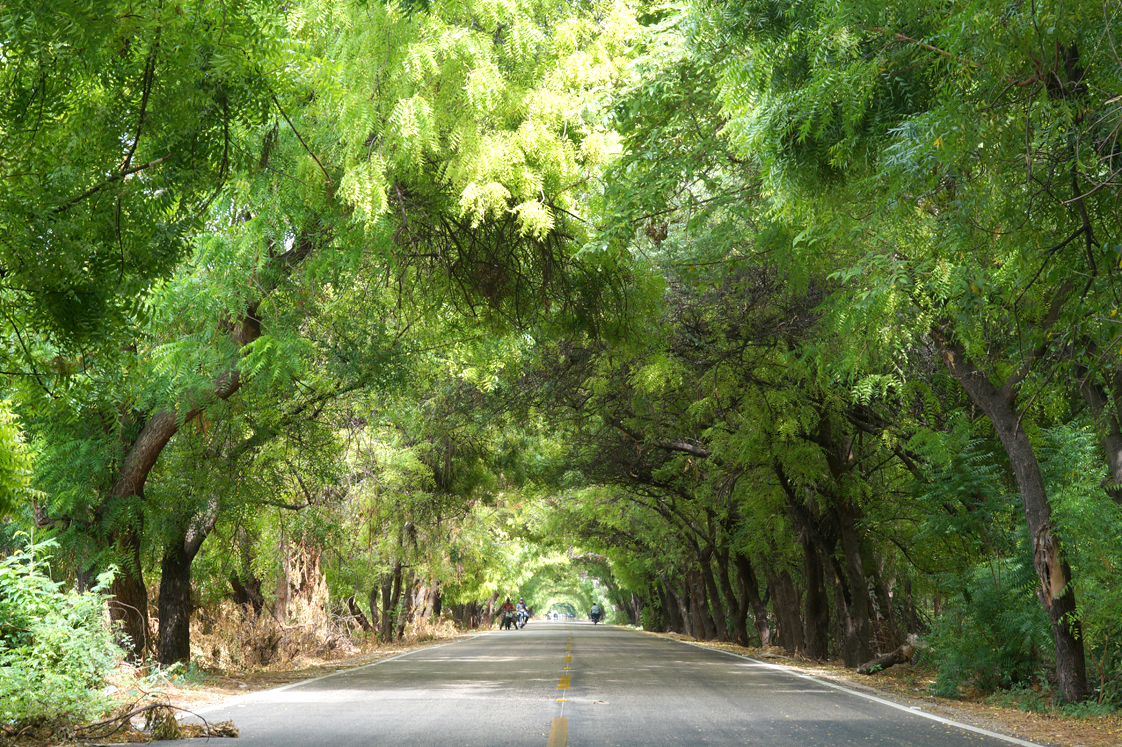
[190,601,359,672]
[651,634,1122,747]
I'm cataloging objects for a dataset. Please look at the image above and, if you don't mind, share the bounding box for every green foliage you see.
[0,402,36,516]
[0,539,121,725]
[927,548,1052,698]
[0,0,279,357]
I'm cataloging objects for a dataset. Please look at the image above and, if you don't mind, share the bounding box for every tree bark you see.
[381,561,402,642]
[935,332,1088,702]
[157,501,218,665]
[108,524,149,662]
[837,499,876,666]
[734,553,771,647]
[1077,369,1122,505]
[347,595,373,632]
[857,639,920,675]
[698,547,730,642]
[766,568,804,653]
[801,532,830,660]
[687,568,717,640]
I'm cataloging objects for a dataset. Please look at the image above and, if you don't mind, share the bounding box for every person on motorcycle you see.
[590,603,602,624]
[515,598,529,628]
[499,597,515,630]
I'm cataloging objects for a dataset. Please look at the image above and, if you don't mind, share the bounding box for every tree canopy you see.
[2,0,1122,727]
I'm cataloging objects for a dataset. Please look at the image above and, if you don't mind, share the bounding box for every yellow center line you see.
[547,717,567,747]
[558,675,571,689]
[563,655,572,662]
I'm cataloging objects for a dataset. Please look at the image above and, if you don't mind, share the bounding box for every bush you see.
[0,538,121,726]
[927,551,1052,698]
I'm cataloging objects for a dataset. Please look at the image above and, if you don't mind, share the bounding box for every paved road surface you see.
[168,622,1042,747]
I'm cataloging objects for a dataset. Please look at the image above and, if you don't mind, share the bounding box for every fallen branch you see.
[857,635,925,675]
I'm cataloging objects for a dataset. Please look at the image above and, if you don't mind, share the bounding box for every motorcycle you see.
[515,610,529,629]
[590,610,601,624]
[500,610,516,630]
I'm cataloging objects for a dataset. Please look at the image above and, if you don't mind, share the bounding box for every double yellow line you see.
[547,628,574,747]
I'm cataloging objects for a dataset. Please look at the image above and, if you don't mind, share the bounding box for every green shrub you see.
[0,538,121,725]
[927,550,1052,698]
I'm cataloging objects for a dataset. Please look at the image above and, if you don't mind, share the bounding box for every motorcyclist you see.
[590,603,602,624]
[515,598,529,628]
[499,597,515,630]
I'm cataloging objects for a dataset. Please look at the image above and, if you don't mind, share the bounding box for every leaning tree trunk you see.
[936,333,1088,703]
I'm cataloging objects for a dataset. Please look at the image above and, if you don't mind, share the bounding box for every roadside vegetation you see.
[1,0,1121,743]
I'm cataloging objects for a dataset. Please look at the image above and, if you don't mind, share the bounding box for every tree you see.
[710,0,1122,702]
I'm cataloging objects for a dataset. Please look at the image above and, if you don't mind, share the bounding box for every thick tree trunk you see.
[395,572,416,640]
[735,553,771,647]
[715,547,750,646]
[659,577,686,634]
[157,544,193,665]
[368,586,381,631]
[936,334,1088,702]
[801,534,830,660]
[699,548,730,642]
[766,568,804,653]
[431,583,442,617]
[157,503,217,665]
[109,525,149,662]
[687,569,717,640]
[837,500,876,666]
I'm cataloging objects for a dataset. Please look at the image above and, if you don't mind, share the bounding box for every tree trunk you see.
[936,333,1088,702]
[699,548,730,642]
[157,543,193,665]
[766,568,804,653]
[687,569,716,640]
[659,577,686,634]
[734,553,771,647]
[431,583,442,617]
[857,639,920,675]
[1077,369,1122,505]
[368,585,381,632]
[837,499,876,666]
[109,524,149,662]
[381,561,402,642]
[715,547,749,646]
[348,595,373,632]
[801,533,830,660]
[157,503,218,665]
[395,572,416,640]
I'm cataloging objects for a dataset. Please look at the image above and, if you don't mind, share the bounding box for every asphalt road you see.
[168,622,1043,747]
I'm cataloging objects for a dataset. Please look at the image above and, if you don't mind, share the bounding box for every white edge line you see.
[187,634,484,717]
[671,639,1044,747]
